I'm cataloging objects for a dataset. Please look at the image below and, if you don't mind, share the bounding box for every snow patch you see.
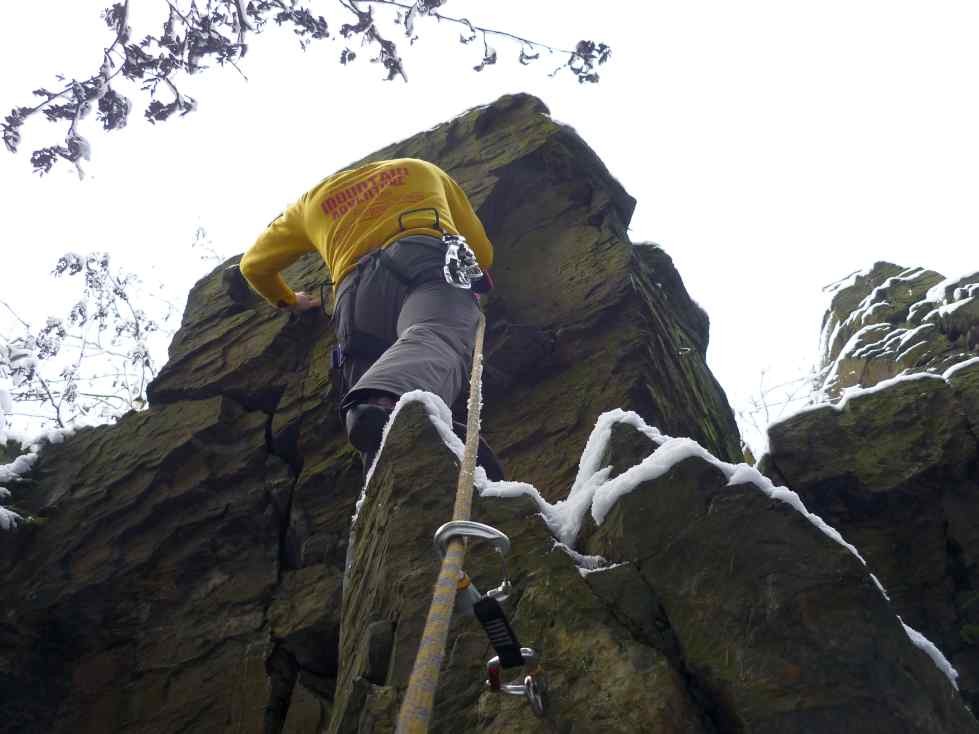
[0,452,38,484]
[822,267,868,298]
[352,386,491,526]
[896,323,935,350]
[776,370,946,427]
[0,426,73,531]
[577,561,628,578]
[870,574,890,601]
[944,356,979,379]
[934,297,975,319]
[353,390,466,525]
[479,409,864,564]
[0,506,22,530]
[901,618,959,689]
[348,395,959,690]
[836,372,944,411]
[551,541,626,577]
[488,409,955,686]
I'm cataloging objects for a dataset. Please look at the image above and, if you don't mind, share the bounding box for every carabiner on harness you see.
[442,234,484,290]
[394,207,483,290]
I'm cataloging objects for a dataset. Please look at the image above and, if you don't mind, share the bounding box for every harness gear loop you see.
[397,207,443,233]
[394,207,484,290]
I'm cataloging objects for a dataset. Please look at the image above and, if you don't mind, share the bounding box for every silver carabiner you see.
[442,234,483,289]
[433,521,512,603]
[486,648,545,717]
[434,520,510,557]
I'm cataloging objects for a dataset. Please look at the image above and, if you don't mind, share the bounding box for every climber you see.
[237,157,504,480]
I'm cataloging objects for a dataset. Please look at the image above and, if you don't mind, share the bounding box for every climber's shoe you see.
[453,421,506,483]
[345,403,391,455]
[347,402,505,482]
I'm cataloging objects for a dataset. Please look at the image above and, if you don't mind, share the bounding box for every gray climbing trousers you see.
[332,235,481,415]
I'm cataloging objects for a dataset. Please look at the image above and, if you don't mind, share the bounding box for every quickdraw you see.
[433,520,546,717]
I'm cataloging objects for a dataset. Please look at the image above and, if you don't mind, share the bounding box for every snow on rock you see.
[0,426,75,531]
[924,272,979,305]
[835,372,945,411]
[0,452,38,484]
[944,356,979,379]
[822,267,870,298]
[814,264,975,399]
[770,371,949,429]
[551,540,624,577]
[478,406,959,688]
[357,392,961,689]
[870,574,891,601]
[354,390,476,526]
[0,506,22,530]
[576,561,628,578]
[897,323,936,350]
[901,618,960,690]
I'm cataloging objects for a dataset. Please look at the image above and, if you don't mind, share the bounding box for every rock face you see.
[4,97,975,732]
[0,94,743,732]
[818,262,979,396]
[332,398,976,733]
[765,263,979,714]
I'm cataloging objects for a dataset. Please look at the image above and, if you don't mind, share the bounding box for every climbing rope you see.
[396,312,487,733]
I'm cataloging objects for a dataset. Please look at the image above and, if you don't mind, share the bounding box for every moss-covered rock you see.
[586,422,976,733]
[0,397,282,733]
[1,93,745,733]
[819,263,978,396]
[765,368,979,713]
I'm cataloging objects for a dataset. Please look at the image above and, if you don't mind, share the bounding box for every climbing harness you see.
[396,207,485,290]
[395,314,545,733]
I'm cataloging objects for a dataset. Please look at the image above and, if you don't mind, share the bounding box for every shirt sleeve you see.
[445,177,494,269]
[239,198,316,307]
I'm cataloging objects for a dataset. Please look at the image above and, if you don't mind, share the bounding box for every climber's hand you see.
[282,292,321,313]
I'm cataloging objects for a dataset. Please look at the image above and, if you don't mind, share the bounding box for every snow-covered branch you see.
[2,251,174,437]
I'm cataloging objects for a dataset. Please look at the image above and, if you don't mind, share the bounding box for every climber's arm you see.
[240,199,317,308]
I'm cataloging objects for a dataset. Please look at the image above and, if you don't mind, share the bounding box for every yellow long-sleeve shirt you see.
[239,158,493,306]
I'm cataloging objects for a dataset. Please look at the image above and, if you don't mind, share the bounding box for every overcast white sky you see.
[1,1,978,451]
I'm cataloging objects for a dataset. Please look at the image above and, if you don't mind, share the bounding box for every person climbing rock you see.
[237,157,504,480]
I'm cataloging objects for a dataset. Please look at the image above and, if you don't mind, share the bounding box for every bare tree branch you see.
[4,0,611,174]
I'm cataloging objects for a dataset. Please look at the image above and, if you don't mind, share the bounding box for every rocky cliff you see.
[817,262,979,396]
[1,97,975,733]
[765,264,979,714]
